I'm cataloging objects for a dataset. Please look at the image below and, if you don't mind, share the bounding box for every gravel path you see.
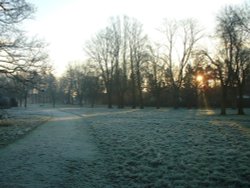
[0,109,106,188]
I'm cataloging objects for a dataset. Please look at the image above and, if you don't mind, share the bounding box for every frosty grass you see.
[63,107,250,187]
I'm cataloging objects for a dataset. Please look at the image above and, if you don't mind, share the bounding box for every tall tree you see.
[46,73,57,108]
[109,17,123,108]
[182,64,198,108]
[128,17,149,109]
[231,4,250,114]
[85,16,148,109]
[160,19,203,108]
[63,65,76,104]
[85,28,115,108]
[0,0,50,100]
[147,44,165,109]
[203,4,250,115]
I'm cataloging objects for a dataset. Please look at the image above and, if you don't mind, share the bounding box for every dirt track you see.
[0,109,105,188]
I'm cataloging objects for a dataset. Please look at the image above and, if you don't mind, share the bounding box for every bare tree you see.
[86,16,140,109]
[0,35,49,75]
[201,49,230,115]
[128,18,149,109]
[58,76,71,104]
[147,44,165,109]
[45,73,57,108]
[0,0,50,100]
[160,19,203,108]
[231,4,250,115]
[85,16,152,108]
[59,61,101,107]
[119,16,129,108]
[108,16,126,108]
[203,4,250,115]
[0,0,34,24]
[0,0,40,76]
[71,63,85,106]
[236,48,250,114]
[60,65,74,104]
[85,28,116,108]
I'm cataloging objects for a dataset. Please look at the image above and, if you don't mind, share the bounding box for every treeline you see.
[54,3,250,115]
[1,1,250,116]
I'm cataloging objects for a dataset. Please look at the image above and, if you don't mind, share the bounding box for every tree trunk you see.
[138,88,144,109]
[131,72,136,109]
[120,73,127,109]
[137,76,144,109]
[24,93,28,108]
[19,98,23,107]
[220,85,227,115]
[107,87,113,108]
[116,83,124,109]
[52,95,56,108]
[108,93,112,108]
[173,87,180,109]
[120,93,125,108]
[118,92,125,109]
[156,87,160,109]
[136,65,144,109]
[67,92,71,104]
[106,80,113,108]
[131,87,136,108]
[237,83,245,115]
[79,94,83,107]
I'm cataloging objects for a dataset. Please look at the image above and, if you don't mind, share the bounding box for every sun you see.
[196,75,203,82]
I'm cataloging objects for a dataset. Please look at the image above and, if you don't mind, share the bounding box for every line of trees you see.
[54,3,250,115]
[3,1,249,116]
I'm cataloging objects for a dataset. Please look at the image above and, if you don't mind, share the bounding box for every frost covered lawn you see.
[0,107,51,147]
[1,106,249,187]
[64,107,250,187]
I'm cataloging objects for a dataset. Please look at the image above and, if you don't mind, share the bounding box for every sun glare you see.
[196,75,203,82]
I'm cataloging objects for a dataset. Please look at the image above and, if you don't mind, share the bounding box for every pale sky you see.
[24,0,244,76]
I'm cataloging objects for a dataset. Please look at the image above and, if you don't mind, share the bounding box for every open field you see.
[0,106,250,187]
[62,107,250,187]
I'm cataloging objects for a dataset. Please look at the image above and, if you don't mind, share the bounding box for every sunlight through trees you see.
[1,0,250,115]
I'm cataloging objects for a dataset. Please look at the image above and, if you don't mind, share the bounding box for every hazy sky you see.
[24,0,244,76]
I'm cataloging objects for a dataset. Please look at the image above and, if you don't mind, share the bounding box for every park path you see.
[0,108,104,188]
